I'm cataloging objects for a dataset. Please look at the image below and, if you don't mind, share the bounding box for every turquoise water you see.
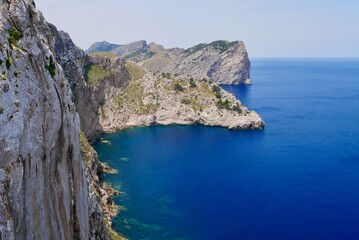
[94,59,359,240]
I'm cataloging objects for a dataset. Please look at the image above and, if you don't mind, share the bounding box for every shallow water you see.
[94,59,359,240]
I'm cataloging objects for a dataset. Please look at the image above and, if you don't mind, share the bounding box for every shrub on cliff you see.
[174,83,183,92]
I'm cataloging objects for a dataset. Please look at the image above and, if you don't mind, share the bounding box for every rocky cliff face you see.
[0,0,110,239]
[87,40,252,85]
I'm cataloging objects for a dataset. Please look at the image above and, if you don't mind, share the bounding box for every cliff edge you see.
[0,0,113,239]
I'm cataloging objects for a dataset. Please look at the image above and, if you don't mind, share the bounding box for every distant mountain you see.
[86,40,252,85]
[86,41,121,53]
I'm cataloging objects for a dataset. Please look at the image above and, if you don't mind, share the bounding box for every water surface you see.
[94,59,359,240]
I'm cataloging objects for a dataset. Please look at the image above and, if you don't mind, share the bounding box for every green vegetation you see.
[89,52,117,58]
[181,98,191,105]
[45,56,56,78]
[189,78,197,88]
[212,85,222,98]
[217,99,243,113]
[0,107,3,114]
[232,103,243,113]
[115,84,158,115]
[161,72,171,79]
[184,43,207,54]
[209,40,234,53]
[124,48,156,61]
[8,27,23,46]
[79,131,93,166]
[2,73,6,81]
[84,63,109,84]
[6,57,12,70]
[184,40,234,54]
[217,99,231,110]
[125,62,145,81]
[98,105,106,119]
[174,83,183,92]
[108,229,124,240]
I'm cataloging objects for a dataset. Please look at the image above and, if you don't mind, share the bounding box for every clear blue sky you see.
[36,0,359,57]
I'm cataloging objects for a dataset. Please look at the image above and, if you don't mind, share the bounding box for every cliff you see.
[87,40,252,85]
[0,0,113,239]
[0,0,86,238]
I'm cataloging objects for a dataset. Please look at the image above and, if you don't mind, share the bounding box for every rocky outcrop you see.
[56,39,263,139]
[0,0,90,239]
[99,67,263,132]
[87,40,252,85]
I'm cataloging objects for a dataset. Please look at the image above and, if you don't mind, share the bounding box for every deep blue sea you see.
[94,59,359,240]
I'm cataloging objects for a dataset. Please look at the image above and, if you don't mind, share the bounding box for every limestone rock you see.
[0,0,89,239]
[87,40,252,85]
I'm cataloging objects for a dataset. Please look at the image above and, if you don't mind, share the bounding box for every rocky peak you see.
[87,39,252,85]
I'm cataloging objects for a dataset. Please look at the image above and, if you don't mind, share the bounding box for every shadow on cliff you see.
[49,24,130,141]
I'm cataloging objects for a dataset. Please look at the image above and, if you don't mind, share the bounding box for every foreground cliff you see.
[87,40,252,85]
[0,0,114,239]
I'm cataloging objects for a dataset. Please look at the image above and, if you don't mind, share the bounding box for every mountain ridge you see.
[87,39,252,85]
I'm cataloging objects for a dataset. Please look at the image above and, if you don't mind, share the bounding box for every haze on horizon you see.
[36,0,359,58]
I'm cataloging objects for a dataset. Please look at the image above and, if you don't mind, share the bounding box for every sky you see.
[35,0,359,58]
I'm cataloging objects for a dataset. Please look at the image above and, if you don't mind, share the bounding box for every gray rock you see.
[87,40,252,85]
[0,1,108,239]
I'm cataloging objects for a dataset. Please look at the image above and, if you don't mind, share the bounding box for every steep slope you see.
[0,0,86,238]
[87,40,252,85]
[0,1,112,239]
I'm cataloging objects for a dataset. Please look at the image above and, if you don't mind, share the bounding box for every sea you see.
[93,59,359,240]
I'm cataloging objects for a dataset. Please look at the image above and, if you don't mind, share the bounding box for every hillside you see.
[87,40,252,85]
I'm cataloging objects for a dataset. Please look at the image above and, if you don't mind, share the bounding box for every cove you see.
[94,59,359,240]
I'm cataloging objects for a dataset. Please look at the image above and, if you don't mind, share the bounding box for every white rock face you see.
[0,1,92,239]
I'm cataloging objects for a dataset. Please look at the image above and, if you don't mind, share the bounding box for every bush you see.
[217,99,231,110]
[174,83,183,92]
[8,28,23,46]
[45,56,56,78]
[181,98,191,105]
[232,103,243,113]
[212,85,221,94]
[0,107,3,114]
[6,58,12,70]
[212,85,222,98]
[189,78,197,88]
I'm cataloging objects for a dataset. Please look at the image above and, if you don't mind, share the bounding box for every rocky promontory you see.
[87,40,252,85]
